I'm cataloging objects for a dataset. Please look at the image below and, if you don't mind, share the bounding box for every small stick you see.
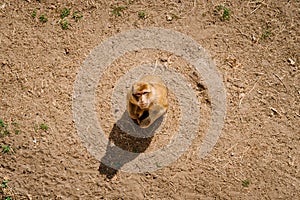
[250,4,262,15]
[273,73,288,92]
[152,59,158,74]
[239,77,261,108]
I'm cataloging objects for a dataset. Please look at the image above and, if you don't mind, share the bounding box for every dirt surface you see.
[1,0,299,199]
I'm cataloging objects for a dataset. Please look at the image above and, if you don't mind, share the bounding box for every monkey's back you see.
[139,75,168,108]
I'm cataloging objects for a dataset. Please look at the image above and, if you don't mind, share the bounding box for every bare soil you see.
[1,0,299,199]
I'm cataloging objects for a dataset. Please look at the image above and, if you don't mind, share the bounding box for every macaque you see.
[127,75,168,128]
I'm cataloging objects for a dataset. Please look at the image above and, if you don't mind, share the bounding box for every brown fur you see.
[127,75,168,128]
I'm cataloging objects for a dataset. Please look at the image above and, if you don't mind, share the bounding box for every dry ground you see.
[0,0,299,199]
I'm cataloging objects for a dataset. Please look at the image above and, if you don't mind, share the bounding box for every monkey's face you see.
[132,82,152,109]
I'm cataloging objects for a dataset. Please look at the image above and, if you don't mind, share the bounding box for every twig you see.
[152,59,158,74]
[239,77,261,108]
[250,4,262,15]
[273,73,288,92]
[249,0,269,16]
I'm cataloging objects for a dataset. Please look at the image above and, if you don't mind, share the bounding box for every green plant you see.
[138,11,146,19]
[261,30,272,39]
[39,14,48,23]
[1,179,12,200]
[112,6,126,16]
[1,145,11,154]
[60,7,70,19]
[1,179,9,188]
[72,11,83,22]
[216,5,230,21]
[242,179,250,187]
[0,119,9,137]
[39,123,49,131]
[0,119,6,128]
[61,20,69,30]
[31,9,37,18]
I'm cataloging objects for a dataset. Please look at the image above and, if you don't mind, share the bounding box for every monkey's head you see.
[131,82,153,109]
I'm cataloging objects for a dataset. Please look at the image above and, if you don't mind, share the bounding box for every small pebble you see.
[166,15,173,21]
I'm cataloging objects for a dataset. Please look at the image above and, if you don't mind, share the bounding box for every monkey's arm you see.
[128,101,139,119]
[128,101,145,122]
[139,105,167,128]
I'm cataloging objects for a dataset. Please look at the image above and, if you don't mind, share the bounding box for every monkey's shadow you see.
[98,111,163,179]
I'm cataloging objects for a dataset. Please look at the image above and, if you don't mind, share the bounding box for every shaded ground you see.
[0,0,299,199]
